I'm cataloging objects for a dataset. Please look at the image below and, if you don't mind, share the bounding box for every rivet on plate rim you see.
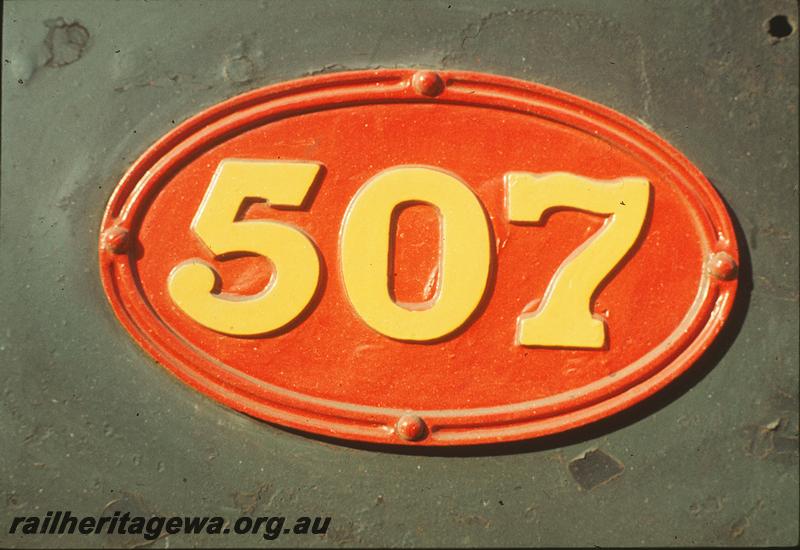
[102,226,130,254]
[395,414,427,441]
[411,70,444,97]
[708,251,738,280]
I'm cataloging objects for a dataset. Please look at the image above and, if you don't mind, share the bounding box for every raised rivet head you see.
[708,251,737,280]
[102,226,130,254]
[396,414,427,441]
[412,71,444,97]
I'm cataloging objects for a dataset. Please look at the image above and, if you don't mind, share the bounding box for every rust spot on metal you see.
[232,483,271,515]
[223,56,255,84]
[102,493,161,548]
[745,417,799,460]
[728,499,764,540]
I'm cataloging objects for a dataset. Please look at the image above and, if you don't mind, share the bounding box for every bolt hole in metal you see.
[767,15,793,39]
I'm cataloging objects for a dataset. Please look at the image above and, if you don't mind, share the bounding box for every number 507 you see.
[168,160,650,349]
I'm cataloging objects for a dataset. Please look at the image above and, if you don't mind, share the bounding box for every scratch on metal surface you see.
[442,9,532,67]
[422,266,439,301]
[636,36,652,120]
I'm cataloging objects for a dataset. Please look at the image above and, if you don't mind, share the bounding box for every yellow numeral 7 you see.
[506,172,651,349]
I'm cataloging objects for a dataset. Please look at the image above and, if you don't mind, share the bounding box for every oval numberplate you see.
[99,70,738,445]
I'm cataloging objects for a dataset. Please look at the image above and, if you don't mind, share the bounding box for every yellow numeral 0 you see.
[340,167,491,341]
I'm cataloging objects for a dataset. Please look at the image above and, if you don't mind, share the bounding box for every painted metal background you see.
[1,0,797,547]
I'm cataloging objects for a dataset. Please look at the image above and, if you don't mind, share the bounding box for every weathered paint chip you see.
[44,18,89,68]
[568,448,624,490]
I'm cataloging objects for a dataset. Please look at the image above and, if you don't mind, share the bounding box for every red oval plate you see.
[98,69,738,445]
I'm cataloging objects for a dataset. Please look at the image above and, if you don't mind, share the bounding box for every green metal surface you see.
[2,0,797,547]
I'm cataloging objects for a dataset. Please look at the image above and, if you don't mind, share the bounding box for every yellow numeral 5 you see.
[506,172,650,348]
[168,160,321,336]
